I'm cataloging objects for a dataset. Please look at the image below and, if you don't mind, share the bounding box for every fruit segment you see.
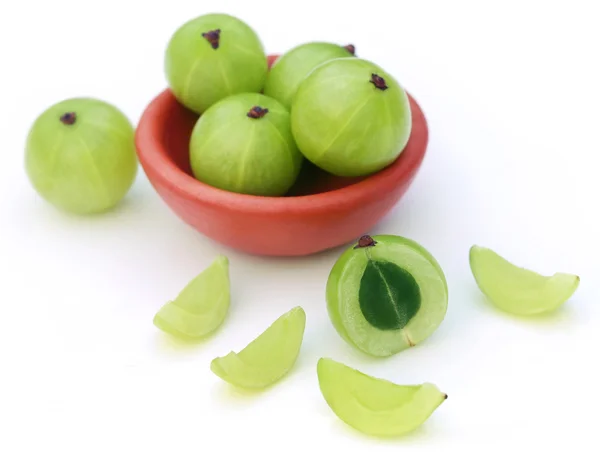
[469,245,580,316]
[326,235,448,357]
[153,256,230,340]
[317,358,447,437]
[210,306,306,389]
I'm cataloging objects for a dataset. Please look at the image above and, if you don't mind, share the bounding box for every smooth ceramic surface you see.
[134,55,429,256]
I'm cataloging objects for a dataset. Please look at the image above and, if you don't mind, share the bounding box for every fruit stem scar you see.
[247,106,269,119]
[370,74,388,91]
[444,394,448,400]
[202,29,221,49]
[344,44,356,55]
[60,112,76,125]
[354,235,377,249]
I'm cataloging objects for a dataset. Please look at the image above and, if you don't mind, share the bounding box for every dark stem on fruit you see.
[354,235,377,249]
[247,106,269,119]
[370,73,388,91]
[202,29,221,49]
[60,112,77,125]
[444,394,449,400]
[343,44,356,55]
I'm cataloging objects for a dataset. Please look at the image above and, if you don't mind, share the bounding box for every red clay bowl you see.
[134,54,429,257]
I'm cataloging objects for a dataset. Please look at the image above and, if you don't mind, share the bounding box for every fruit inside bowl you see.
[149,53,400,199]
[135,14,429,256]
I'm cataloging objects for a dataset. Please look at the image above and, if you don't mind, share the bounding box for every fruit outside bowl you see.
[134,55,429,257]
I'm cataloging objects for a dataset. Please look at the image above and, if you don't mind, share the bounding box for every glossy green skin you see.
[291,58,412,177]
[25,98,137,215]
[165,13,267,114]
[189,93,304,196]
[263,42,354,109]
[317,357,447,437]
[326,235,448,357]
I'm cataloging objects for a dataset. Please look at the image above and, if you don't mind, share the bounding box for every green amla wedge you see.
[317,357,447,437]
[211,306,306,389]
[153,255,230,340]
[469,245,580,316]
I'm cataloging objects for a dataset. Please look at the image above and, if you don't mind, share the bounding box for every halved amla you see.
[469,245,580,316]
[317,358,447,437]
[153,256,230,340]
[210,306,306,389]
[326,235,448,357]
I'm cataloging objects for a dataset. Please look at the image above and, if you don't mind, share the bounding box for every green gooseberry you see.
[326,234,448,357]
[24,98,138,215]
[189,93,304,196]
[263,41,355,109]
[165,13,268,114]
[291,57,413,177]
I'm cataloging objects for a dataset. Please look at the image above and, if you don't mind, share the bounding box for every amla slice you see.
[469,245,580,316]
[153,255,230,340]
[211,306,306,389]
[317,358,447,437]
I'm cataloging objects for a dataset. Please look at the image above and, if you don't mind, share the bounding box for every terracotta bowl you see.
[134,55,429,257]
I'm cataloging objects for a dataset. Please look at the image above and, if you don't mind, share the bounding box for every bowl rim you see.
[135,58,428,216]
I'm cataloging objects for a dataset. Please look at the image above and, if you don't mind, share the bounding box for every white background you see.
[1,1,599,453]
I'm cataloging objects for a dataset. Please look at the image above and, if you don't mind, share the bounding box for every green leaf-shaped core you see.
[359,260,421,330]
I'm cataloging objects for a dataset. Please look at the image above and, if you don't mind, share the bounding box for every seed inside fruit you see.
[153,255,230,340]
[359,260,421,331]
[326,234,448,357]
[469,245,580,316]
[317,357,447,437]
[210,306,306,389]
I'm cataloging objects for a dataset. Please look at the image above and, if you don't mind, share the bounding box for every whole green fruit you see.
[263,41,355,109]
[25,98,138,215]
[291,58,412,177]
[165,13,268,114]
[189,93,304,196]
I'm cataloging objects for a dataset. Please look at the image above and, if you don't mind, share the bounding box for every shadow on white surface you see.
[469,287,583,329]
[210,380,267,403]
[207,360,311,408]
[152,329,222,354]
[317,401,446,445]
